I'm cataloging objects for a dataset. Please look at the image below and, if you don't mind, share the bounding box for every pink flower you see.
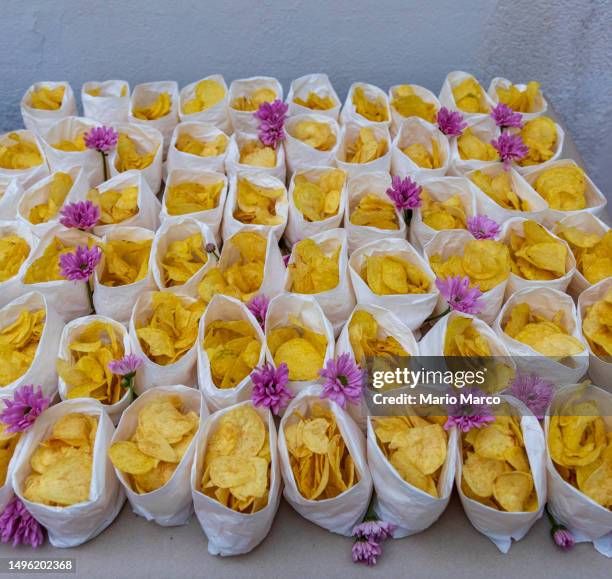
[319,353,364,409]
[0,497,45,548]
[247,294,269,329]
[352,520,396,542]
[491,132,529,169]
[59,200,100,230]
[251,362,293,415]
[282,253,291,267]
[467,215,501,240]
[84,126,119,153]
[437,107,467,137]
[490,103,523,129]
[435,275,483,314]
[0,385,50,434]
[108,354,143,376]
[254,99,288,149]
[59,245,102,281]
[386,175,422,212]
[509,372,554,419]
[444,387,495,432]
[553,528,575,551]
[352,538,382,566]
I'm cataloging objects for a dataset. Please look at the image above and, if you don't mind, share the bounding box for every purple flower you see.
[386,175,422,212]
[108,354,143,376]
[490,103,523,129]
[509,372,554,419]
[467,215,501,240]
[0,497,45,548]
[251,362,293,415]
[444,387,495,432]
[352,520,396,542]
[59,245,102,282]
[247,294,269,329]
[437,107,467,137]
[59,200,100,230]
[319,353,364,409]
[282,253,291,267]
[435,275,484,314]
[553,528,575,552]
[491,132,529,170]
[254,99,288,149]
[83,126,119,153]
[0,385,50,434]
[352,538,382,566]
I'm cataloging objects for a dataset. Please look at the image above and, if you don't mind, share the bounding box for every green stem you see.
[121,374,137,399]
[545,505,558,530]
[425,306,451,324]
[363,492,378,522]
[101,152,108,182]
[87,280,95,314]
[403,209,413,225]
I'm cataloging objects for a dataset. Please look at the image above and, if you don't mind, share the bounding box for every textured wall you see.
[1,0,610,195]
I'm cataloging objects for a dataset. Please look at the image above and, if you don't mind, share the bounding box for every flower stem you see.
[101,152,108,182]
[403,209,412,225]
[87,280,95,314]
[425,307,451,324]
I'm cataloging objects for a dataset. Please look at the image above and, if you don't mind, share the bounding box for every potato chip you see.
[402,140,442,169]
[85,84,127,98]
[204,320,261,389]
[0,133,44,170]
[582,289,612,360]
[234,178,285,225]
[99,238,151,287]
[161,233,207,287]
[457,129,498,161]
[239,140,276,168]
[352,86,388,122]
[88,185,138,225]
[503,302,585,357]
[52,132,86,152]
[496,81,541,113]
[360,253,431,295]
[23,413,97,506]
[293,169,344,222]
[518,117,557,167]
[286,404,359,500]
[420,190,466,230]
[0,308,45,386]
[288,239,340,294]
[452,77,488,113]
[350,195,398,230]
[109,395,199,493]
[182,79,226,114]
[349,310,407,366]
[202,404,270,513]
[430,239,510,292]
[115,133,157,172]
[533,165,586,211]
[345,127,388,164]
[56,320,125,404]
[0,425,20,486]
[132,92,171,120]
[444,316,491,357]
[27,172,74,224]
[290,120,336,151]
[30,85,65,110]
[390,85,437,123]
[136,292,204,365]
[293,92,335,111]
[230,87,276,111]
[0,234,30,282]
[198,231,266,304]
[165,180,224,216]
[469,170,529,211]
[174,132,228,157]
[556,227,612,284]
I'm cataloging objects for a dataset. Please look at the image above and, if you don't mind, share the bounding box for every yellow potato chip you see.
[556,227,611,284]
[420,190,466,230]
[350,195,398,230]
[30,85,65,110]
[99,238,151,287]
[518,117,557,167]
[360,254,431,295]
[239,140,276,168]
[470,170,530,211]
[115,133,157,172]
[288,239,340,294]
[390,85,437,123]
[352,86,388,122]
[582,289,612,359]
[293,92,335,111]
[165,180,224,216]
[182,79,226,114]
[452,77,488,113]
[349,310,407,366]
[496,81,541,113]
[161,233,208,287]
[0,133,44,169]
[0,425,20,486]
[345,127,388,164]
[444,316,491,357]
[457,129,498,161]
[293,169,344,222]
[234,178,285,225]
[533,165,586,211]
[174,133,228,157]
[0,234,30,282]
[88,185,138,225]
[28,172,74,224]
[231,87,276,111]
[132,92,171,120]
[402,140,442,169]
[290,120,336,151]
[52,133,86,152]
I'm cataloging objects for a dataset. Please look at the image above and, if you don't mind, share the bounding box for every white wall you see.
[1,0,610,196]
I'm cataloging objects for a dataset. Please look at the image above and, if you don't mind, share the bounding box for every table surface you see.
[1,108,609,579]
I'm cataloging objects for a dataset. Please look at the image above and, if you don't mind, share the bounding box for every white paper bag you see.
[179,75,231,134]
[0,177,23,220]
[112,385,207,526]
[344,171,406,253]
[410,176,476,252]
[150,217,217,299]
[12,399,125,548]
[57,315,133,424]
[191,400,281,555]
[283,113,340,175]
[391,117,450,180]
[107,122,164,194]
[225,132,286,182]
[286,74,341,120]
[0,403,27,513]
[493,286,589,384]
[388,84,441,136]
[448,116,500,175]
[92,169,161,237]
[40,116,105,186]
[221,172,288,243]
[92,225,156,326]
[227,77,283,134]
[166,122,229,176]
[285,166,348,246]
[283,228,355,336]
[456,395,547,553]
[350,238,437,331]
[21,82,77,135]
[487,78,548,121]
[197,295,266,411]
[0,130,49,188]
[0,221,37,308]
[438,71,494,120]
[336,123,391,179]
[511,121,565,176]
[0,291,62,398]
[278,385,373,535]
[81,80,130,125]
[160,169,228,244]
[340,82,391,131]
